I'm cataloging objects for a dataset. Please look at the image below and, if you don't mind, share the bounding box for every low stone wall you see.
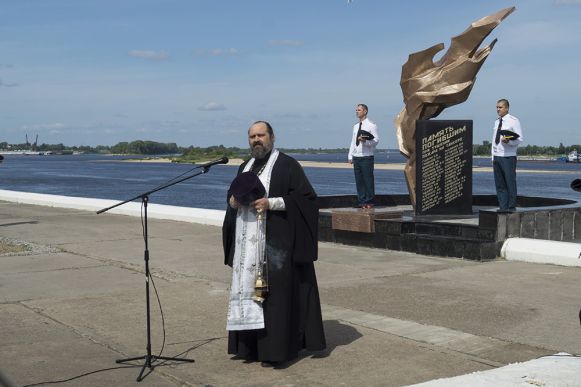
[0,189,226,226]
[480,205,581,242]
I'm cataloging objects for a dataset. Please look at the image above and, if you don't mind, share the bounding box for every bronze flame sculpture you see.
[394,7,515,206]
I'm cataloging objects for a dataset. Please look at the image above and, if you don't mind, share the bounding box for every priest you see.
[222,120,326,364]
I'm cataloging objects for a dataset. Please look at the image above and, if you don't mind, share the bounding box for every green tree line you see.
[175,145,244,163]
[0,140,179,155]
[2,139,580,158]
[473,141,580,156]
[110,140,179,154]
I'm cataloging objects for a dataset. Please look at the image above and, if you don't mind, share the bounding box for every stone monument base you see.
[318,194,580,261]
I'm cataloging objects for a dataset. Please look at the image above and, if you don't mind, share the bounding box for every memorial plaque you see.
[331,209,404,233]
[415,120,473,215]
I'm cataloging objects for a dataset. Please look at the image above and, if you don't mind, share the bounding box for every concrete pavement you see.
[1,200,581,386]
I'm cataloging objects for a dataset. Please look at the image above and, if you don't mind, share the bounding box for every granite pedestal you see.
[318,194,580,261]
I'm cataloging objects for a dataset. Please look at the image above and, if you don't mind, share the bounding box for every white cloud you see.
[268,39,304,47]
[194,48,239,56]
[198,102,227,111]
[128,50,169,60]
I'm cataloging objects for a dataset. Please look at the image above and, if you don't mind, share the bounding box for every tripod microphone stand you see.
[97,156,228,382]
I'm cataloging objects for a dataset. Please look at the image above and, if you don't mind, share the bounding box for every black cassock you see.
[222,152,326,362]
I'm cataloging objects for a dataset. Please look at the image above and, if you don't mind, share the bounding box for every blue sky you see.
[1,0,580,148]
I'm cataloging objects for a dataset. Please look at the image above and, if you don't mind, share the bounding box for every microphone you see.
[199,156,229,168]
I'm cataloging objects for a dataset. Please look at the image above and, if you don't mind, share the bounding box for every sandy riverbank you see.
[120,157,407,170]
[120,157,577,174]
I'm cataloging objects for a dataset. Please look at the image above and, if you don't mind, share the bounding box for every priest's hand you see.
[229,195,241,209]
[252,198,269,213]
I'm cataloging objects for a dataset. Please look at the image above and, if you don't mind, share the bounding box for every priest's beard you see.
[251,143,271,159]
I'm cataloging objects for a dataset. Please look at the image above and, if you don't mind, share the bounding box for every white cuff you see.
[268,197,286,211]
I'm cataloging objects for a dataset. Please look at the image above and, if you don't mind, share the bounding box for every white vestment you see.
[226,149,279,331]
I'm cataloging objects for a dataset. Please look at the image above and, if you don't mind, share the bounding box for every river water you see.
[0,152,579,210]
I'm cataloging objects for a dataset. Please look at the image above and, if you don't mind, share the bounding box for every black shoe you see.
[352,204,363,208]
[497,208,510,213]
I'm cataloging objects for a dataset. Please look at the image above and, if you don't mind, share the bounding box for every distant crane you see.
[24,134,38,151]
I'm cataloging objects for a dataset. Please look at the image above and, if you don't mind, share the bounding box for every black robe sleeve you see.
[222,205,237,267]
[222,162,247,267]
[281,157,319,264]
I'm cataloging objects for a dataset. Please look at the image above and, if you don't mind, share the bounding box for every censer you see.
[253,209,269,303]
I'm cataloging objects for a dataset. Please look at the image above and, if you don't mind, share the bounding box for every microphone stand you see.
[96,157,227,382]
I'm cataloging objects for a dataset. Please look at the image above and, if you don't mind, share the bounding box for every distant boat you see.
[567,150,580,163]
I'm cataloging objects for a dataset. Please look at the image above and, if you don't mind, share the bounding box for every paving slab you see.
[0,204,144,245]
[0,251,100,274]
[2,201,581,386]
[0,303,178,387]
[316,242,476,287]
[0,262,143,303]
